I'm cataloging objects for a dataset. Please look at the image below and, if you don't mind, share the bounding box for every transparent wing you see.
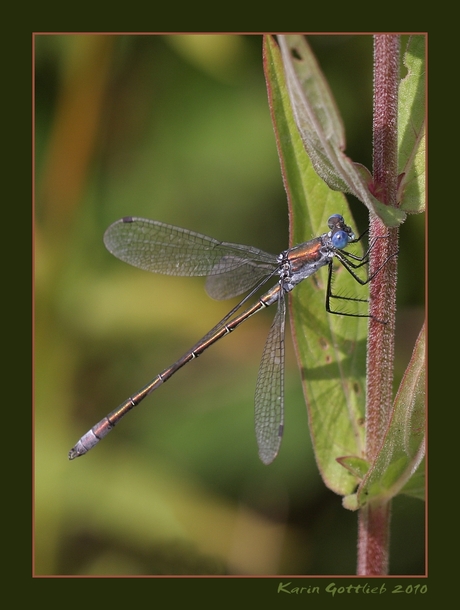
[104,217,277,297]
[254,292,286,465]
[205,255,277,300]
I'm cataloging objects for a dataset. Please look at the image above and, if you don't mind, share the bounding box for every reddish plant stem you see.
[357,34,400,576]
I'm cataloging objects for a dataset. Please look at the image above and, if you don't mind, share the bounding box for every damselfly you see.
[69,214,386,464]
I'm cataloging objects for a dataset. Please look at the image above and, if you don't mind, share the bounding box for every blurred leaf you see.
[277,35,405,227]
[397,35,426,212]
[264,35,370,496]
[399,457,426,500]
[351,324,426,508]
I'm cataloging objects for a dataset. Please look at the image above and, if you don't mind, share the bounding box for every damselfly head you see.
[327,214,355,248]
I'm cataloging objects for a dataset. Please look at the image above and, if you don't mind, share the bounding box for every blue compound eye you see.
[331,229,349,249]
[328,214,344,230]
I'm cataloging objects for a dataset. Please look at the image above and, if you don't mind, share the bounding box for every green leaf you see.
[397,35,426,213]
[264,35,370,496]
[399,457,426,500]
[337,455,370,480]
[277,34,405,228]
[354,324,426,507]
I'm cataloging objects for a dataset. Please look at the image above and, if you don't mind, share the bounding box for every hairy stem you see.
[357,34,400,576]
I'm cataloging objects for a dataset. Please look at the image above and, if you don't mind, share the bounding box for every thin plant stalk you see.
[357,34,400,576]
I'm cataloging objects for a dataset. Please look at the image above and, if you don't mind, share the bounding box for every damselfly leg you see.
[325,230,396,320]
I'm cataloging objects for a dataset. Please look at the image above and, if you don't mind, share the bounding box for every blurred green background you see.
[34,34,425,576]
